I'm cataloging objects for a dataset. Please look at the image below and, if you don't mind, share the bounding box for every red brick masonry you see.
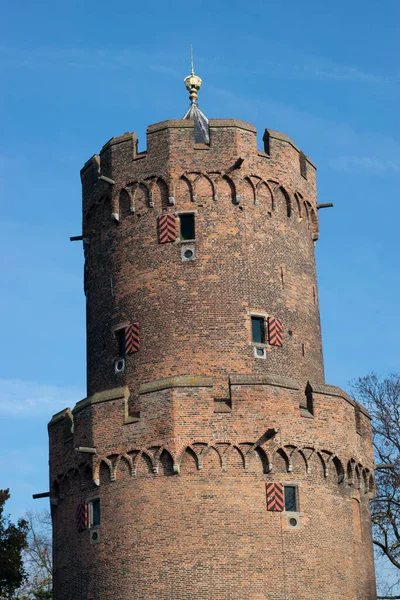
[49,119,377,600]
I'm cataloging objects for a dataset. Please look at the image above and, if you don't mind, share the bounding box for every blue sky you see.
[0,0,399,590]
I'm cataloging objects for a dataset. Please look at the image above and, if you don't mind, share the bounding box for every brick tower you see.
[48,69,377,600]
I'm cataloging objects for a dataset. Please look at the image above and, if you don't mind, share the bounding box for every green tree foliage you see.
[352,374,400,600]
[0,489,28,599]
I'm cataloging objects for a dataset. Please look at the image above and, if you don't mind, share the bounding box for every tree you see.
[352,374,400,600]
[0,489,28,599]
[15,511,52,600]
[32,593,52,600]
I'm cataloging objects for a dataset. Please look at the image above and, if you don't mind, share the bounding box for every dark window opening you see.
[263,129,270,155]
[180,214,195,241]
[251,317,265,344]
[299,151,307,179]
[305,382,314,415]
[355,405,362,435]
[284,486,298,512]
[116,329,126,358]
[90,498,101,527]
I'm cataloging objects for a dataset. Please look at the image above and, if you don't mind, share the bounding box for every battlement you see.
[80,120,315,173]
[80,120,317,218]
[48,376,373,481]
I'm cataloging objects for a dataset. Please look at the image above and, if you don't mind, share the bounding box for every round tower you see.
[48,72,377,600]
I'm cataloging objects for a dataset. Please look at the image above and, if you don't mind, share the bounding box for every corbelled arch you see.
[255,180,273,212]
[174,175,194,205]
[274,185,292,217]
[118,187,132,219]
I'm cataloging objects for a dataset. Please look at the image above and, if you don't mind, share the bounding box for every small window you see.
[263,129,270,155]
[284,486,298,512]
[180,214,195,241]
[116,329,126,358]
[89,499,101,527]
[299,151,307,179]
[251,316,265,344]
[305,382,314,415]
[355,404,362,435]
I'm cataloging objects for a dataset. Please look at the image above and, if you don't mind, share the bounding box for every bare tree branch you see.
[352,374,400,597]
[14,510,52,599]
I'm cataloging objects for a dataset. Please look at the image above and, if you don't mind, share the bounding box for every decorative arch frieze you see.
[52,440,374,501]
[111,173,318,246]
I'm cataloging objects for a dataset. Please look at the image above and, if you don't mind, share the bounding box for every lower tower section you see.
[49,377,376,600]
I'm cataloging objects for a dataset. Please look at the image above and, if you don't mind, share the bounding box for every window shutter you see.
[266,483,284,511]
[125,322,140,354]
[268,316,283,347]
[76,502,89,532]
[158,214,177,243]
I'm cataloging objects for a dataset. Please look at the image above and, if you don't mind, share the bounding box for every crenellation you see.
[49,377,373,468]
[81,121,319,227]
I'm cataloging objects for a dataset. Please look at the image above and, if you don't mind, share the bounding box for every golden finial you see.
[184,46,202,104]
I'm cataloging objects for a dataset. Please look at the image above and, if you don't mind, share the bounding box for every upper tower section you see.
[80,72,322,399]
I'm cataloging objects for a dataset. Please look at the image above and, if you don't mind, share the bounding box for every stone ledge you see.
[140,376,214,394]
[147,120,194,133]
[209,119,256,132]
[100,132,137,154]
[310,382,371,419]
[230,374,300,390]
[48,408,73,428]
[147,119,256,135]
[80,154,100,176]
[49,378,371,422]
[72,386,129,414]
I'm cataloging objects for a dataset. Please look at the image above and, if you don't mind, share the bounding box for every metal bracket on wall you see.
[75,446,97,454]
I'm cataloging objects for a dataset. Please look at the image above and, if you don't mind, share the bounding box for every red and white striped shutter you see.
[268,316,283,347]
[266,483,284,511]
[158,214,177,243]
[76,502,89,532]
[125,322,140,354]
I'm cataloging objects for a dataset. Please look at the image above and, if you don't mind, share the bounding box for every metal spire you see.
[183,47,210,144]
[190,44,194,76]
